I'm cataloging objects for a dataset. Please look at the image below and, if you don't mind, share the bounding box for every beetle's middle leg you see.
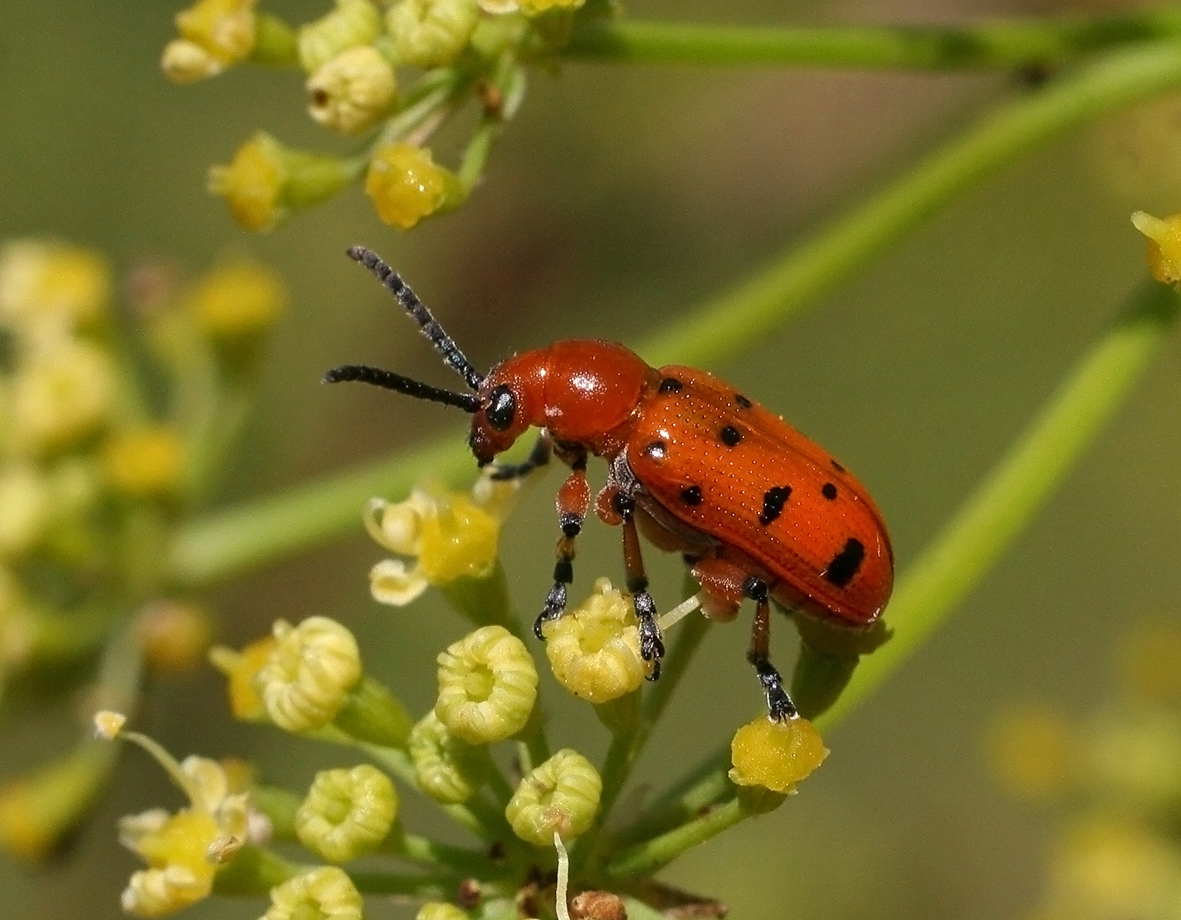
[600,490,665,680]
[533,448,589,640]
[745,576,798,722]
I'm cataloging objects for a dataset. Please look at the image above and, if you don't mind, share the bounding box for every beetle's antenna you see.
[323,365,480,413]
[347,246,485,392]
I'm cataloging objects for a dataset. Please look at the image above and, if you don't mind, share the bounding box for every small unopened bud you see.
[544,578,650,704]
[257,617,363,733]
[505,749,601,847]
[10,340,117,455]
[0,239,110,333]
[1132,210,1181,285]
[137,601,214,674]
[295,764,398,863]
[101,426,186,499]
[307,46,397,135]
[365,142,466,230]
[94,711,128,740]
[262,865,364,920]
[299,0,383,73]
[208,636,277,721]
[164,0,259,82]
[729,715,828,795]
[187,259,288,341]
[408,711,490,804]
[435,626,538,744]
[570,891,627,920]
[386,0,480,69]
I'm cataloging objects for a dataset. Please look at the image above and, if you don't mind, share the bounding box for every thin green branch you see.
[604,796,746,880]
[563,12,1181,69]
[168,39,1181,587]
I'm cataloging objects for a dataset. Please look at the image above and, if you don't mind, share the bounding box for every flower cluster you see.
[165,0,615,231]
[0,239,286,862]
[139,472,836,918]
[990,618,1181,920]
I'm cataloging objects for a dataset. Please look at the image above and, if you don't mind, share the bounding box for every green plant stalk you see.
[642,37,1181,368]
[609,279,1181,863]
[168,40,1181,586]
[563,12,1181,69]
[604,796,746,880]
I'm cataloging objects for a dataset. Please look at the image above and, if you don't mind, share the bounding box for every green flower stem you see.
[641,37,1181,368]
[818,280,1181,728]
[457,116,499,191]
[564,12,1181,69]
[167,41,1181,587]
[333,676,415,748]
[387,828,493,876]
[213,845,301,895]
[604,795,746,880]
[611,279,1181,853]
[250,784,301,840]
[341,869,455,899]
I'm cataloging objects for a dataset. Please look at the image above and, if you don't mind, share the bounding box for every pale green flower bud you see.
[298,0,382,73]
[408,711,490,804]
[505,749,601,846]
[435,625,537,744]
[307,46,397,135]
[417,903,468,920]
[257,618,362,732]
[263,865,363,920]
[295,764,398,862]
[386,0,480,69]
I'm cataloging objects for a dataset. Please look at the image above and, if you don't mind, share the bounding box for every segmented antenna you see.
[347,246,484,392]
[323,365,480,412]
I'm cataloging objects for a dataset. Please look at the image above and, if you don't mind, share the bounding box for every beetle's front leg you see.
[533,451,589,640]
[600,489,665,680]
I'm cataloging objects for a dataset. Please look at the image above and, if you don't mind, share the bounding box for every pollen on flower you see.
[544,578,650,704]
[1131,210,1181,285]
[209,635,278,720]
[257,617,363,733]
[435,625,538,744]
[306,46,397,135]
[728,715,828,794]
[295,764,398,863]
[505,749,602,847]
[365,142,464,230]
[262,865,364,920]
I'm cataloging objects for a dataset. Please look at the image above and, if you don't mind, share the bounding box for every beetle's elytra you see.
[327,247,893,721]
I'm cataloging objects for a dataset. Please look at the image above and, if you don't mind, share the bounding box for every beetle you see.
[327,246,893,721]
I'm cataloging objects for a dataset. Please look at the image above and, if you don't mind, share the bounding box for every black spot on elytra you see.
[659,377,683,394]
[735,393,752,409]
[822,483,837,500]
[758,486,791,525]
[824,538,864,587]
[720,425,742,447]
[831,459,845,473]
[680,485,703,506]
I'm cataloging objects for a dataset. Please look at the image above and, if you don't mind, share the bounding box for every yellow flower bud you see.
[435,625,537,744]
[298,0,382,73]
[0,463,49,557]
[408,711,489,804]
[187,259,288,341]
[168,0,259,82]
[417,903,468,920]
[387,0,480,69]
[1131,210,1181,286]
[208,133,355,232]
[263,865,364,920]
[209,635,278,720]
[10,339,117,455]
[365,142,465,230]
[100,426,186,498]
[729,715,828,794]
[544,578,649,704]
[306,46,397,135]
[257,617,363,733]
[0,240,110,333]
[505,749,601,846]
[137,601,215,675]
[295,764,398,862]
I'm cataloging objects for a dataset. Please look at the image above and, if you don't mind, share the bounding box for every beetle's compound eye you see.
[486,384,516,431]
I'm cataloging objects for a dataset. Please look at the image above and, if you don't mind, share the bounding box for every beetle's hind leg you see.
[533,449,588,640]
[745,576,798,722]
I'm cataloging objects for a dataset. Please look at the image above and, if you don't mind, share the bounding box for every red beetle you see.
[328,247,892,720]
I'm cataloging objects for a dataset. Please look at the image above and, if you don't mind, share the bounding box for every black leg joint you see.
[625,574,649,595]
[752,658,798,722]
[553,559,574,585]
[560,515,582,538]
[612,492,636,518]
[743,575,769,603]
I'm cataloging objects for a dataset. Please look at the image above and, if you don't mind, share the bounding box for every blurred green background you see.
[4,0,1181,917]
